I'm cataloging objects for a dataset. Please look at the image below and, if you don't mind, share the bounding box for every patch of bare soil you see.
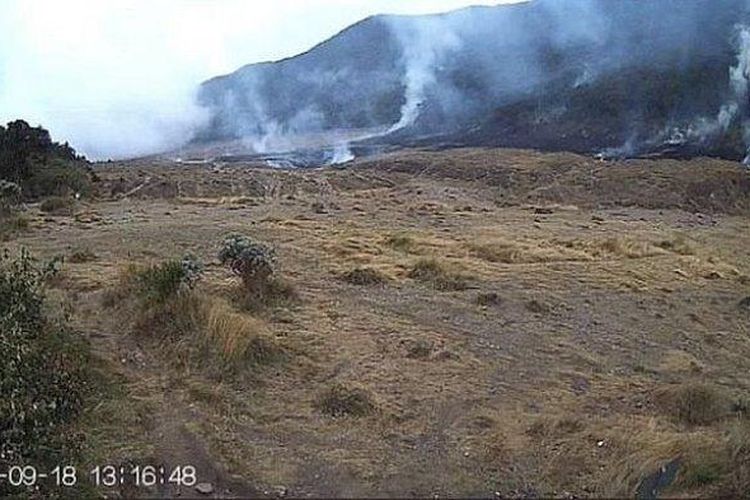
[9,148,750,497]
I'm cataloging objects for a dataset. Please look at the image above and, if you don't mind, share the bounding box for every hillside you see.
[195,0,750,162]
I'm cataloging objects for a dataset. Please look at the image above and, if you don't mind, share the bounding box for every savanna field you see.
[2,139,749,497]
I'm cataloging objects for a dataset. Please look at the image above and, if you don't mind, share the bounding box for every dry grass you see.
[204,299,280,365]
[565,237,666,259]
[385,233,416,252]
[468,238,589,264]
[8,148,749,497]
[341,267,389,286]
[105,263,283,373]
[235,276,298,312]
[476,291,503,307]
[408,258,469,291]
[0,213,28,240]
[40,195,76,215]
[466,234,691,265]
[315,383,376,418]
[655,383,730,426]
[68,246,98,264]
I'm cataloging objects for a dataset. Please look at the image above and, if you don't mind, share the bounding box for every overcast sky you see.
[0,0,521,158]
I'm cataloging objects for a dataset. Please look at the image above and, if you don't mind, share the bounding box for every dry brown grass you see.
[315,383,376,418]
[104,263,283,372]
[9,148,749,497]
[203,299,280,365]
[476,291,503,307]
[235,276,298,312]
[385,233,416,252]
[341,267,389,286]
[40,195,76,215]
[68,246,98,264]
[566,237,666,259]
[466,234,692,265]
[468,238,590,264]
[655,383,731,426]
[408,258,469,291]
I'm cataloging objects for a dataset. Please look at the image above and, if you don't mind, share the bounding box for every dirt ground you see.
[7,148,750,498]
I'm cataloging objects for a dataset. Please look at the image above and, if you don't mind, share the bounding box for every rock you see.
[195,482,214,495]
[739,296,750,310]
[535,207,554,214]
[704,270,723,280]
[673,269,689,278]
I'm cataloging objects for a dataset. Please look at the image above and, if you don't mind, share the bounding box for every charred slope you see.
[196,0,750,161]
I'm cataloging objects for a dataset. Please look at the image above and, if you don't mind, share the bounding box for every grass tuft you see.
[341,267,388,286]
[40,195,76,215]
[408,258,468,291]
[657,383,729,426]
[316,383,375,418]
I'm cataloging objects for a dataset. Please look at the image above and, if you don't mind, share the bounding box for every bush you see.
[0,180,21,216]
[219,234,276,284]
[136,255,203,304]
[0,120,92,200]
[24,158,92,200]
[219,234,296,309]
[0,249,88,496]
[40,195,76,215]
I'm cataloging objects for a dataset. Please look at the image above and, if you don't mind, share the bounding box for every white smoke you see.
[386,17,461,133]
[731,25,750,160]
[652,24,750,157]
[330,143,355,164]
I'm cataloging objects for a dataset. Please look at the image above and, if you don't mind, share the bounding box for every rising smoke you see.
[196,0,750,163]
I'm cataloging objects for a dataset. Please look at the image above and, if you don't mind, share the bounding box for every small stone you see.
[597,440,606,448]
[195,482,214,495]
[273,486,288,498]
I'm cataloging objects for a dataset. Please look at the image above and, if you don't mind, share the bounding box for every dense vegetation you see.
[0,120,92,199]
[0,250,89,497]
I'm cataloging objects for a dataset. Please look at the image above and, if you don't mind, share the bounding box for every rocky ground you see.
[6,148,750,497]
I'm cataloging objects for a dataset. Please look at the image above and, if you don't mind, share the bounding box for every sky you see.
[0,0,521,159]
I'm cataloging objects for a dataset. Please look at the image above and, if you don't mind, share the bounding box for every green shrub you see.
[0,120,92,200]
[24,158,92,199]
[0,248,89,496]
[0,180,21,216]
[219,234,276,285]
[136,255,203,304]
